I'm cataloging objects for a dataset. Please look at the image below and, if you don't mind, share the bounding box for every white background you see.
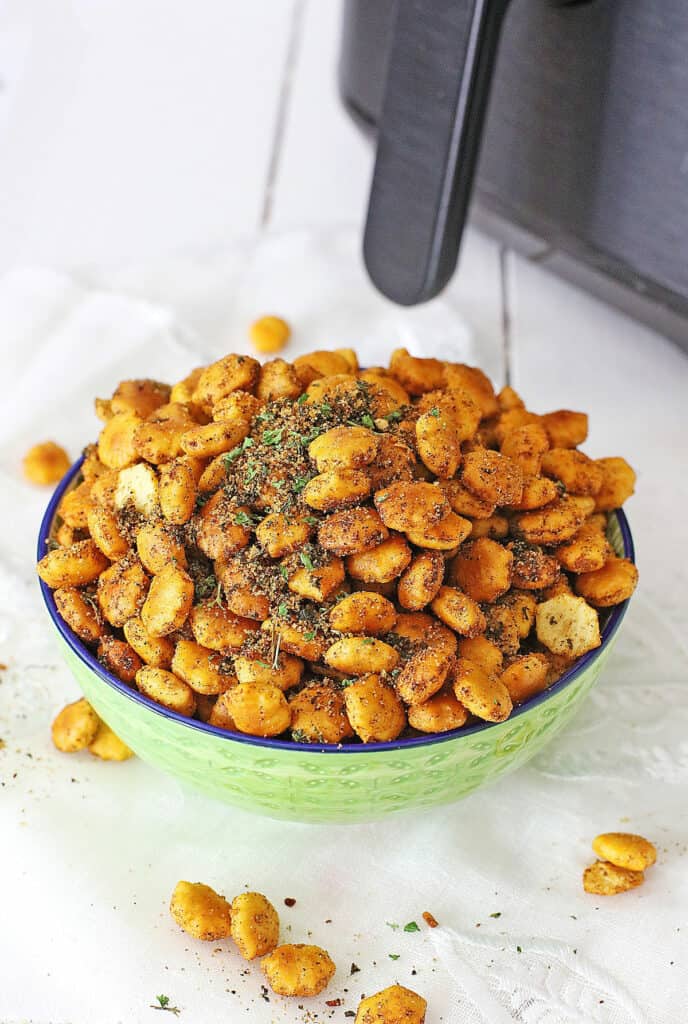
[0,2,687,1023]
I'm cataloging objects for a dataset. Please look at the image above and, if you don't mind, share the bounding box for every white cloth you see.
[0,231,686,1024]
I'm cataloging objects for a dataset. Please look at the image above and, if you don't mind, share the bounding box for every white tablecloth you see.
[1,232,686,1024]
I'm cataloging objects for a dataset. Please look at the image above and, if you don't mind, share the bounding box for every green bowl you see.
[39,461,634,823]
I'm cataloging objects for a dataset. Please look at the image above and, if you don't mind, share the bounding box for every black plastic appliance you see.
[340,0,688,346]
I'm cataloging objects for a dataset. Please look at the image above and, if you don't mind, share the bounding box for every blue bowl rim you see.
[38,458,635,755]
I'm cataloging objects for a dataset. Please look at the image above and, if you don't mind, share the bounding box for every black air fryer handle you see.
[364,0,510,305]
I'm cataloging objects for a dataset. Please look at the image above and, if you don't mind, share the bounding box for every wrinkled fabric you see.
[0,240,685,1024]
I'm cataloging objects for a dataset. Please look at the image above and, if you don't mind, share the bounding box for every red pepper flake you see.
[325,998,342,1007]
[422,911,439,928]
[284,897,296,907]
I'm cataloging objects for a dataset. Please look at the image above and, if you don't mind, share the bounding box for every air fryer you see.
[340,0,688,347]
